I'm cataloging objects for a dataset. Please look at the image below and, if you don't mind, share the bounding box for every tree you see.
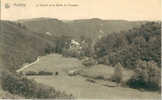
[127,60,161,91]
[55,35,71,53]
[94,22,161,69]
[111,63,123,84]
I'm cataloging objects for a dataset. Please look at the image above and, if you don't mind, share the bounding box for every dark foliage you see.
[1,71,73,99]
[127,60,161,91]
[25,71,38,76]
[38,71,53,75]
[54,35,72,54]
[25,71,53,76]
[95,22,161,69]
[94,22,161,91]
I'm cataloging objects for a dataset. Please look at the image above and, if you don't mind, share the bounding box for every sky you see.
[1,0,161,21]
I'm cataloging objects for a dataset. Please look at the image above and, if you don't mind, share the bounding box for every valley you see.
[20,54,160,99]
[0,19,160,99]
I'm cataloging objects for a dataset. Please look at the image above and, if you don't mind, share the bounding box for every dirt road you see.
[16,57,40,73]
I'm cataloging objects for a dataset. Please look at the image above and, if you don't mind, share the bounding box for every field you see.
[79,64,134,82]
[23,54,160,99]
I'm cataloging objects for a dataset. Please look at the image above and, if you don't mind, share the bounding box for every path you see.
[16,56,40,73]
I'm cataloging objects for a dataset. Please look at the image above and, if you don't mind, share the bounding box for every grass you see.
[79,64,134,82]
[23,54,160,99]
[24,54,83,74]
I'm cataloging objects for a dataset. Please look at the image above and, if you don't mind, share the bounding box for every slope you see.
[0,20,56,71]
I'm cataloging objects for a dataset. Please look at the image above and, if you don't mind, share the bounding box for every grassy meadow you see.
[23,54,161,99]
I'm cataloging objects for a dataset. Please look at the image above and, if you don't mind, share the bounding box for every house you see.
[69,40,82,50]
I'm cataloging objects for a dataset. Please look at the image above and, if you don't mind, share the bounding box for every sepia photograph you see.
[0,0,161,99]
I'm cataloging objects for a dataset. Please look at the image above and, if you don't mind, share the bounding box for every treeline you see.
[94,22,161,69]
[94,22,161,91]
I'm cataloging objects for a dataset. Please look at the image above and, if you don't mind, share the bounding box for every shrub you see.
[25,70,53,76]
[82,57,96,67]
[25,71,38,76]
[97,56,110,65]
[94,75,105,80]
[62,48,81,58]
[127,60,161,91]
[1,71,73,99]
[38,71,53,75]
[1,71,35,97]
[111,63,123,84]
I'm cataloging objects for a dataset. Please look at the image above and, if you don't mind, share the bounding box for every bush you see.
[97,56,110,65]
[1,71,35,97]
[25,71,38,76]
[38,71,53,75]
[62,48,81,58]
[1,71,73,99]
[25,70,53,76]
[82,57,96,67]
[111,63,123,84]
[127,60,161,91]
[94,75,105,80]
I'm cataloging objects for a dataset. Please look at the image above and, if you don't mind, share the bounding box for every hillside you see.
[67,18,145,39]
[0,20,74,98]
[19,18,73,37]
[95,22,161,68]
[18,18,146,39]
[0,18,146,71]
[0,21,56,71]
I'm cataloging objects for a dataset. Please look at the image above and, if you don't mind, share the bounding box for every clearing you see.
[22,54,160,99]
